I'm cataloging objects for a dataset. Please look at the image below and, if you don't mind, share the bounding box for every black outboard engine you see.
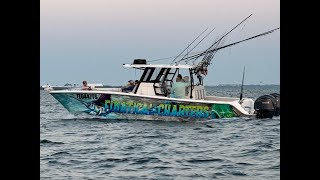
[254,95,277,119]
[270,93,280,116]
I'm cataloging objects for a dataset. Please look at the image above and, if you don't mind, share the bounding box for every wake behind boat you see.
[48,14,280,120]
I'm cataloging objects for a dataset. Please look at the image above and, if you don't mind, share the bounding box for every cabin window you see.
[166,68,176,81]
[141,67,156,82]
[142,68,151,81]
[156,68,168,83]
[149,68,159,82]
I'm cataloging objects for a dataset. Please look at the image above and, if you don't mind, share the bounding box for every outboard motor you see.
[270,93,280,116]
[240,99,255,114]
[254,95,277,119]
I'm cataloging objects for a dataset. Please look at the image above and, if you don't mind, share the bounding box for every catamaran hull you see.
[50,92,246,120]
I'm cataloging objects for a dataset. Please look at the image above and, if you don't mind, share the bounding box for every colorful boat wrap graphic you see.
[51,93,239,119]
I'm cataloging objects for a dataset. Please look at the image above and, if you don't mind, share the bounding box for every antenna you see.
[240,66,245,101]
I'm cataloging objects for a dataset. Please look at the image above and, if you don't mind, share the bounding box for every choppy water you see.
[40,85,280,179]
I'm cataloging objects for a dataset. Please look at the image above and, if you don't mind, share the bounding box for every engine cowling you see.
[270,93,280,116]
[254,94,277,119]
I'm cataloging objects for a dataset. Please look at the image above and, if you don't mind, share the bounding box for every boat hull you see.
[50,92,241,120]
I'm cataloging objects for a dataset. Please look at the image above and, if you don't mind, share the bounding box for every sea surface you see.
[40,85,280,180]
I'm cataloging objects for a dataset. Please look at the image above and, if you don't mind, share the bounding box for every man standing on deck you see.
[170,74,190,99]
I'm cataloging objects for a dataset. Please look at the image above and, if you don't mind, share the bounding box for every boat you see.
[41,83,105,91]
[47,15,280,120]
[41,83,77,91]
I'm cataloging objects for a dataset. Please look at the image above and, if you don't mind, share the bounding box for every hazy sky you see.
[40,0,280,86]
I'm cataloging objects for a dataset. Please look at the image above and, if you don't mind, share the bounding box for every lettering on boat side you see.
[80,96,238,118]
[76,94,98,99]
[102,100,210,118]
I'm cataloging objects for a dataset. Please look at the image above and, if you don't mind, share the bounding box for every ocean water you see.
[40,85,280,180]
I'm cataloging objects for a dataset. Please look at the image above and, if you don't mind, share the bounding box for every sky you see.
[40,0,280,86]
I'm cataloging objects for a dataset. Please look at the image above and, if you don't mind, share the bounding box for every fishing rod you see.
[196,36,226,67]
[177,14,252,75]
[173,28,216,64]
[170,27,209,64]
[149,50,203,63]
[177,14,253,64]
[151,14,252,64]
[149,26,279,64]
[151,28,215,64]
[240,66,245,101]
[150,28,214,63]
[180,27,280,62]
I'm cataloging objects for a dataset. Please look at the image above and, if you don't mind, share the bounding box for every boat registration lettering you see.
[76,94,98,99]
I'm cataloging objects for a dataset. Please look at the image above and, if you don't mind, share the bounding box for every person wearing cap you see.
[121,80,135,92]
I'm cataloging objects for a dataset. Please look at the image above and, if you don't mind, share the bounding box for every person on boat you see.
[170,74,190,99]
[122,80,135,92]
[196,67,207,85]
[182,76,189,82]
[182,76,190,96]
[135,80,139,85]
[82,80,92,90]
[132,80,140,92]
